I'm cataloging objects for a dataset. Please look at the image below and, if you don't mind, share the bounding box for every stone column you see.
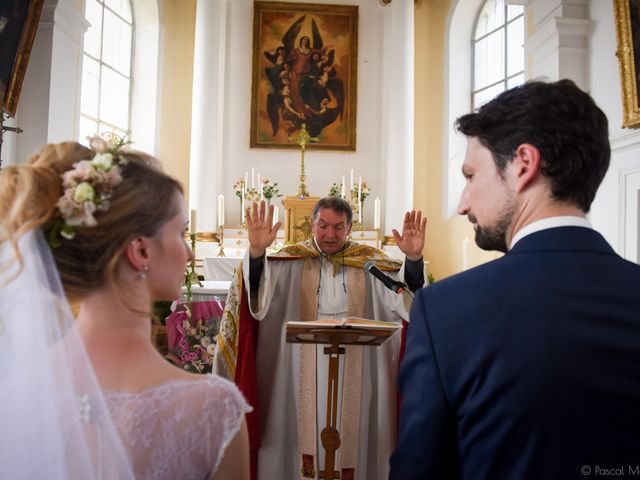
[188,0,228,232]
[525,0,591,89]
[380,0,414,238]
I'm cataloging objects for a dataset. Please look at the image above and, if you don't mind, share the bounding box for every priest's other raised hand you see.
[246,200,282,259]
[392,210,427,261]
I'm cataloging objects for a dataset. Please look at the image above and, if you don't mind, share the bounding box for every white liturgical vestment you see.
[244,243,413,480]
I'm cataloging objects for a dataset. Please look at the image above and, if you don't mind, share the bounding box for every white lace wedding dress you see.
[105,375,251,480]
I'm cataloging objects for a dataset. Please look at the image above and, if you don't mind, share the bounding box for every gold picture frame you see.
[0,0,45,117]
[614,0,640,128]
[250,1,358,151]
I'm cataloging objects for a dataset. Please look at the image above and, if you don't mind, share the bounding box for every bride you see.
[0,139,250,479]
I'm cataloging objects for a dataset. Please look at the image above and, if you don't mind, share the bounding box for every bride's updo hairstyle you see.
[0,141,182,299]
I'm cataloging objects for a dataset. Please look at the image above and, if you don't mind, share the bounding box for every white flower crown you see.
[47,135,128,247]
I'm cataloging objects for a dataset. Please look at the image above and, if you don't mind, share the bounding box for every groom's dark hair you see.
[456,79,610,212]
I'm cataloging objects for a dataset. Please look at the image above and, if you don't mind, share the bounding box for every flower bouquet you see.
[328,181,343,197]
[233,178,246,223]
[351,180,371,203]
[175,312,218,374]
[165,259,221,374]
[350,179,371,225]
[262,179,282,203]
[245,187,261,203]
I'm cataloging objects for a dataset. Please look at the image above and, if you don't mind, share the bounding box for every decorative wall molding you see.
[618,166,640,262]
[52,0,89,42]
[611,131,640,153]
[525,0,591,89]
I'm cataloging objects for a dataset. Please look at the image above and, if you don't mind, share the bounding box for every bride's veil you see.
[0,230,134,479]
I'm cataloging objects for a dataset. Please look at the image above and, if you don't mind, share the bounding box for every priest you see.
[213,197,427,480]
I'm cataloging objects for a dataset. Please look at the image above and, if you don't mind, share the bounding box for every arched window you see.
[472,0,524,107]
[79,0,134,141]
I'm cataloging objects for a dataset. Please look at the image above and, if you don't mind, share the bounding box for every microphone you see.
[364,261,406,294]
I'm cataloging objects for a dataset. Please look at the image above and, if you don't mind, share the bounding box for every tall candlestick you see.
[251,167,255,189]
[190,209,197,234]
[217,194,225,227]
[462,237,470,270]
[357,177,362,224]
[341,176,346,198]
[374,197,380,230]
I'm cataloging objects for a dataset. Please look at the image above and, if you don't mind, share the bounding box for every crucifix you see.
[289,123,318,199]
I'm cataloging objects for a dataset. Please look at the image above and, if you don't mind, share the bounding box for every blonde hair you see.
[0,141,183,300]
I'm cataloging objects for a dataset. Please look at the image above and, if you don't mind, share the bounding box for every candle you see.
[273,206,279,226]
[217,194,225,227]
[241,177,246,223]
[374,197,380,230]
[358,177,362,224]
[341,176,345,198]
[350,169,354,195]
[190,209,197,234]
[251,167,255,189]
[462,237,470,270]
[258,173,262,199]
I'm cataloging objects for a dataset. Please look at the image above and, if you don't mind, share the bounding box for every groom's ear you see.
[512,143,542,194]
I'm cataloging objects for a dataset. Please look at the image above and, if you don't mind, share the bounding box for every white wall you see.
[588,0,640,263]
[192,0,412,231]
[1,0,87,166]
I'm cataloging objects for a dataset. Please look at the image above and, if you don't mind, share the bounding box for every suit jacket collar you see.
[508,226,615,256]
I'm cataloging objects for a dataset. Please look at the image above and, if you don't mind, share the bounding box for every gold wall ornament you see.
[614,0,640,128]
[289,123,319,199]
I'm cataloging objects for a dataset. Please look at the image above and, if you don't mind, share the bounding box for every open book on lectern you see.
[285,317,401,346]
[287,317,401,331]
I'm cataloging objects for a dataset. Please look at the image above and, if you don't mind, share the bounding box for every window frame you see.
[79,0,135,141]
[471,0,524,109]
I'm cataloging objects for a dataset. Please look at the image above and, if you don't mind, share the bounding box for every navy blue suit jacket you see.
[390,227,640,479]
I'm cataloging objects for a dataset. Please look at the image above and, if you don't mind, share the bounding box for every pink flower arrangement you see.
[166,300,222,374]
[48,134,128,247]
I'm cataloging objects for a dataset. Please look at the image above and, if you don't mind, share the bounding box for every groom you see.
[391,79,640,479]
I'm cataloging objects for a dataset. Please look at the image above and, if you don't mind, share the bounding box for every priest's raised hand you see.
[246,200,282,259]
[392,210,427,261]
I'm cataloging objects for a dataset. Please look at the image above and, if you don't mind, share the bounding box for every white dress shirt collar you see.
[510,216,592,249]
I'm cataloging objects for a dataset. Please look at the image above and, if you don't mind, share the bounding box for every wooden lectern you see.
[286,318,400,480]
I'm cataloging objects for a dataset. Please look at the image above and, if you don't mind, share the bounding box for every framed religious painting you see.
[250,1,358,151]
[0,0,45,117]
[614,0,640,128]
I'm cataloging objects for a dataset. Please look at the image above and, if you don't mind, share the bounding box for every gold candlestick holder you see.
[217,226,226,257]
[186,233,202,287]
